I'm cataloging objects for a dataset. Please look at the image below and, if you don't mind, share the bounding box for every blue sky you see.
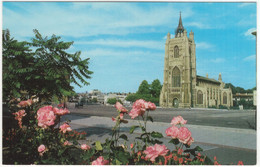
[3,2,256,93]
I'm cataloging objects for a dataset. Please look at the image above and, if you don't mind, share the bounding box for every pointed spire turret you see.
[175,12,185,38]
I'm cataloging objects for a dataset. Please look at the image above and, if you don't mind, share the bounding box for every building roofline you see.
[196,75,221,84]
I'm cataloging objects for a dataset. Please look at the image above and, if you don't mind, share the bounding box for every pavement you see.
[62,113,257,165]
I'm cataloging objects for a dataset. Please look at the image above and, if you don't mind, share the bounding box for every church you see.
[159,13,233,108]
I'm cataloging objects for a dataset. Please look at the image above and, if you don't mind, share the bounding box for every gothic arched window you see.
[174,45,179,58]
[172,67,180,87]
[197,90,203,104]
[223,92,227,104]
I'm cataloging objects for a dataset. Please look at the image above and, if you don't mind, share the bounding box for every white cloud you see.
[3,2,194,38]
[196,42,215,50]
[244,28,256,39]
[81,48,162,59]
[238,13,256,27]
[243,55,256,61]
[186,22,211,29]
[76,39,164,50]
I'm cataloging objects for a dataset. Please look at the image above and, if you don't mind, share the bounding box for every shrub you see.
[107,98,122,105]
[3,98,244,165]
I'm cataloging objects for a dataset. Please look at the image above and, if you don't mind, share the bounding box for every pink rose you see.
[171,116,187,125]
[58,103,64,108]
[128,108,139,119]
[38,144,47,156]
[165,126,179,139]
[13,110,27,128]
[237,161,244,165]
[64,140,72,146]
[38,144,46,153]
[143,144,169,162]
[81,144,91,151]
[59,123,72,133]
[17,99,33,108]
[147,102,156,110]
[37,106,56,129]
[186,136,194,146]
[13,110,26,120]
[112,117,116,122]
[115,102,128,113]
[177,148,183,155]
[54,108,70,116]
[128,99,148,119]
[91,156,109,165]
[177,127,192,144]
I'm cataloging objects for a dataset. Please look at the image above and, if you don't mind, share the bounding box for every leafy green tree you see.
[137,80,150,95]
[224,83,236,94]
[150,79,162,97]
[107,98,122,105]
[2,29,33,101]
[125,93,139,103]
[225,83,256,94]
[126,79,161,105]
[2,29,93,102]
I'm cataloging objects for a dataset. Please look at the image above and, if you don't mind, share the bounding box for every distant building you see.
[233,93,253,102]
[104,93,127,105]
[160,13,233,108]
[88,89,105,104]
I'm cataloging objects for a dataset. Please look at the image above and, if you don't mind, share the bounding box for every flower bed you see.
[2,97,243,165]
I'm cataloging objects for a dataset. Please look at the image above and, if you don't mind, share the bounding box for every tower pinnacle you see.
[175,12,185,37]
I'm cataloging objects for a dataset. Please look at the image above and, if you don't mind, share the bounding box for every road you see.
[68,104,256,130]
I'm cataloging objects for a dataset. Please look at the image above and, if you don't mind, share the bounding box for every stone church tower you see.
[160,13,233,108]
[160,13,196,108]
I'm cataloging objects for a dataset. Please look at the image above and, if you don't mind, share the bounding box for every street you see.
[68,104,256,130]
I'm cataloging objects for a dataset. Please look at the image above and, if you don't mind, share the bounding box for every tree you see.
[137,80,150,95]
[150,79,162,97]
[225,83,256,94]
[224,83,236,94]
[107,98,122,105]
[125,79,162,105]
[2,29,93,102]
[2,29,33,101]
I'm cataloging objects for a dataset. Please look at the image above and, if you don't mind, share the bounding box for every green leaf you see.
[119,134,128,141]
[151,131,163,138]
[194,146,203,152]
[115,151,130,164]
[16,82,21,88]
[152,139,163,144]
[147,116,153,122]
[115,159,122,165]
[169,138,180,145]
[95,141,103,151]
[129,125,139,134]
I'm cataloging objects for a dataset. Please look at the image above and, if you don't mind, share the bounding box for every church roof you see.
[196,75,221,84]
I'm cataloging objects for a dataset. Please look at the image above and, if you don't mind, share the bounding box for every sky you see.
[2,1,257,93]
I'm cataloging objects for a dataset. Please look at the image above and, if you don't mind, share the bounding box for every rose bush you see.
[3,97,244,165]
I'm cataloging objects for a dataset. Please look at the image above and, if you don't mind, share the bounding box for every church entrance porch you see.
[173,98,179,108]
